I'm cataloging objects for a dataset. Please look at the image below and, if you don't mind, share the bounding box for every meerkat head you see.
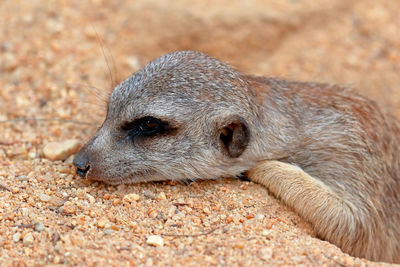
[73,51,258,184]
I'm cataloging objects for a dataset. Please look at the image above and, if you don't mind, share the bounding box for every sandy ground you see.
[1,0,400,266]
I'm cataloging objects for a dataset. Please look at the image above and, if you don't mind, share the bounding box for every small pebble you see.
[22,233,34,245]
[262,229,270,236]
[97,218,108,228]
[234,241,245,249]
[246,213,255,219]
[123,193,140,203]
[146,235,164,247]
[49,196,64,206]
[43,139,80,161]
[62,202,76,214]
[143,190,155,199]
[104,229,113,235]
[259,247,273,261]
[176,198,185,204]
[84,26,98,39]
[129,221,138,230]
[256,214,265,220]
[12,233,21,242]
[11,187,20,194]
[203,207,211,215]
[16,175,28,181]
[126,56,141,70]
[148,210,158,219]
[85,193,95,204]
[20,208,29,216]
[2,52,18,71]
[156,192,167,201]
[39,193,51,202]
[34,222,45,232]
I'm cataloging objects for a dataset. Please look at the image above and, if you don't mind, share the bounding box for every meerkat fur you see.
[74,51,400,263]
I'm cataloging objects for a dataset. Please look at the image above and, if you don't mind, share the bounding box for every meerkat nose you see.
[76,164,90,177]
[73,153,91,177]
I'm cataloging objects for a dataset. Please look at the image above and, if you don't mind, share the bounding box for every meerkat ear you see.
[218,117,250,158]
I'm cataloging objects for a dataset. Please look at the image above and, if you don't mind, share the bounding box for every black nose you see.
[73,154,91,177]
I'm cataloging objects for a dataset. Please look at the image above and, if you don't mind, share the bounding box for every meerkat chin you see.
[73,50,400,263]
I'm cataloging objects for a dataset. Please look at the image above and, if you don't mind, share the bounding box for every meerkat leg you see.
[247,160,374,259]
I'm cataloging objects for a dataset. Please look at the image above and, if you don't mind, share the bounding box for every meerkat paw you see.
[246,160,384,262]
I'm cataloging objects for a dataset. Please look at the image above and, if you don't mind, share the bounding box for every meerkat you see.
[73,51,400,263]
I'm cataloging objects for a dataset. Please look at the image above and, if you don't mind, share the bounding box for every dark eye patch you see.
[121,116,171,141]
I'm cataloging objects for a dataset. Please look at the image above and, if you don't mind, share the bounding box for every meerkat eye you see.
[137,117,162,134]
[122,116,168,138]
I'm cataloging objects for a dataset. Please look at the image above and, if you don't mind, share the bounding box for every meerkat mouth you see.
[90,169,159,185]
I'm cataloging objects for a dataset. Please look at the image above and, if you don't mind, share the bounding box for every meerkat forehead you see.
[106,51,250,123]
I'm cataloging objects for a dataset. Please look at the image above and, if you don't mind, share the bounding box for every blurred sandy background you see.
[0,0,399,266]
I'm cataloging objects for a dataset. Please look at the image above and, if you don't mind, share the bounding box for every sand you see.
[1,0,399,266]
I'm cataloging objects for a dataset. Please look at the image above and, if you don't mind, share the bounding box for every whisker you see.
[91,25,116,90]
[67,82,109,102]
[0,117,98,126]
